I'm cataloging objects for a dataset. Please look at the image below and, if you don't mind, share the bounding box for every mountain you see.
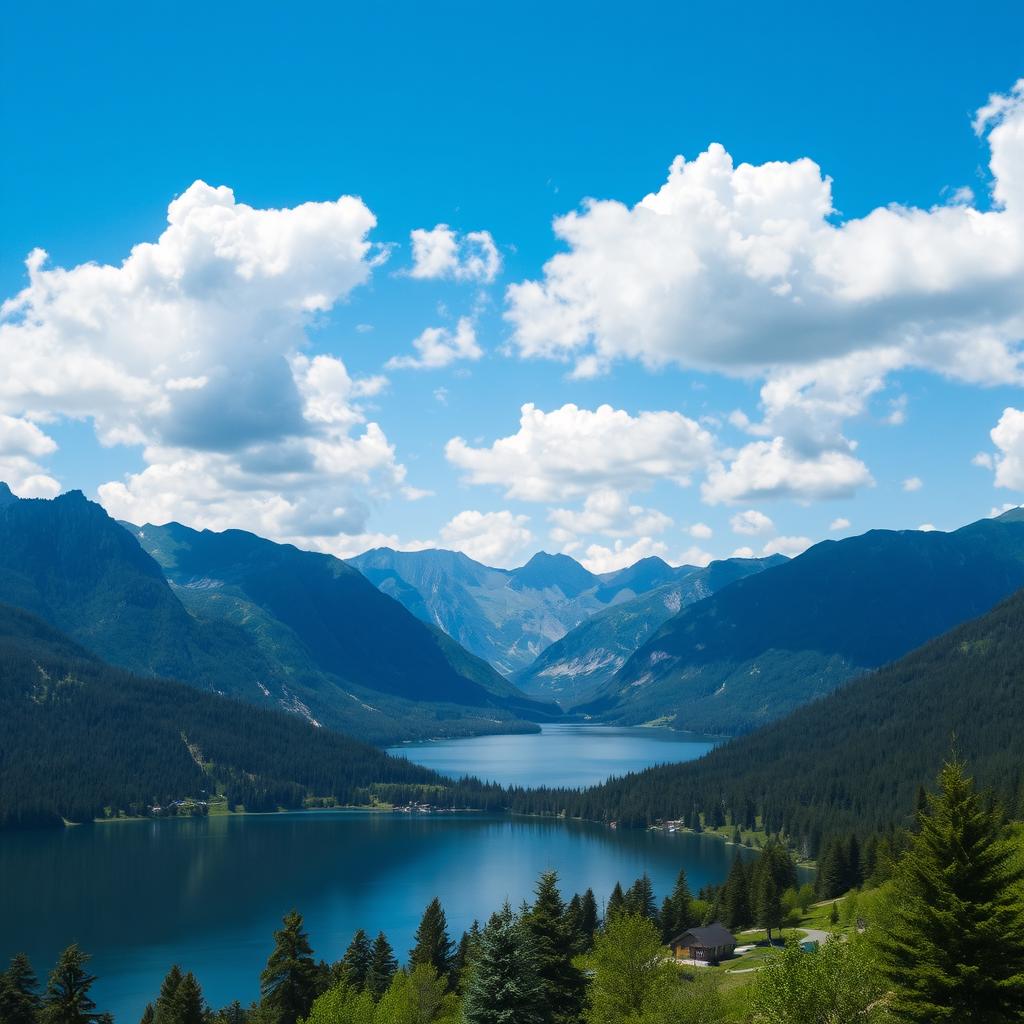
[0,602,493,829]
[0,486,553,743]
[347,548,699,675]
[511,583,1024,848]
[513,555,786,703]
[581,511,1024,734]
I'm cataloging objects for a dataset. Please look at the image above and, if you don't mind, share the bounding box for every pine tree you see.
[336,930,372,990]
[721,855,752,930]
[755,869,783,942]
[139,1006,155,1024]
[605,882,625,920]
[366,933,398,999]
[623,874,657,922]
[846,834,862,888]
[259,911,319,1024]
[817,839,849,899]
[175,974,205,1024]
[409,898,455,980]
[525,871,585,1024]
[463,904,544,1024]
[877,759,1024,1021]
[40,945,104,1024]
[1,953,41,1024]
[564,895,585,954]
[579,890,598,944]
[154,966,184,1024]
[660,868,693,942]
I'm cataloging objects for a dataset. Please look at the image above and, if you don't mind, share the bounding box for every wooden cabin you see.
[670,923,737,963]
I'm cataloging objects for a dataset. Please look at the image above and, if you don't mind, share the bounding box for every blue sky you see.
[4,1,1024,569]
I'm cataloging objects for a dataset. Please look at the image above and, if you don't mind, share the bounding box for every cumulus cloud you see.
[761,535,813,557]
[579,537,679,574]
[730,509,775,535]
[409,225,502,283]
[829,516,851,531]
[0,414,61,497]
[989,407,1024,490]
[1,180,413,543]
[548,488,672,547]
[446,402,715,502]
[386,317,482,370]
[918,523,938,532]
[506,81,1024,502]
[903,476,923,492]
[688,522,713,539]
[438,509,533,567]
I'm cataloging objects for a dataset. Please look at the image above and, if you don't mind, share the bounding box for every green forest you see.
[6,760,1024,1023]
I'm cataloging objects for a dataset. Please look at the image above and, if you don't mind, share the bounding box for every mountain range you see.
[579,509,1024,734]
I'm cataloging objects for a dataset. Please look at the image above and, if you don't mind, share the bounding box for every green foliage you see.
[660,868,694,942]
[0,952,42,1024]
[623,875,658,923]
[524,871,586,1024]
[721,856,752,931]
[366,934,398,1000]
[374,965,459,1024]
[301,980,375,1024]
[463,904,545,1024]
[749,935,888,1023]
[39,945,107,1024]
[260,911,319,1024]
[337,931,373,991]
[409,899,455,981]
[875,759,1024,1022]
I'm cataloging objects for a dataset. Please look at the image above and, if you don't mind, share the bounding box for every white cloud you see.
[729,508,775,535]
[918,523,938,532]
[0,180,420,543]
[703,437,872,504]
[446,402,715,502]
[548,488,672,549]
[438,509,533,567]
[902,476,923,492]
[688,521,713,539]
[409,225,502,283]
[973,451,994,469]
[579,537,675,574]
[386,317,482,370]
[990,407,1024,490]
[730,546,756,558]
[506,82,1024,501]
[829,516,851,531]
[761,535,813,557]
[0,414,61,497]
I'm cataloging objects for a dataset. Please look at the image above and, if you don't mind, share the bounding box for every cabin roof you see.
[671,923,737,948]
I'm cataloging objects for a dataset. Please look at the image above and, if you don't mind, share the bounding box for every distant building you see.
[670,923,737,963]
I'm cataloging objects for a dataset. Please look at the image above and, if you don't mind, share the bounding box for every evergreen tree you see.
[139,1006,155,1024]
[259,911,319,1024]
[623,875,657,922]
[660,868,693,942]
[524,871,585,1024]
[578,890,598,944]
[1,953,41,1024]
[366,933,398,999]
[409,898,455,980]
[40,945,104,1024]
[214,1002,246,1024]
[336,930,372,990]
[755,869,783,943]
[877,759,1024,1021]
[564,895,586,954]
[846,834,862,888]
[817,839,849,899]
[375,964,459,1024]
[605,883,625,921]
[154,966,184,1024]
[175,974,205,1024]
[463,904,544,1024]
[721,855,752,930]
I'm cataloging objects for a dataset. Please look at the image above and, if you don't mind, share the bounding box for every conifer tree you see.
[564,895,585,954]
[463,904,544,1024]
[336,930,372,990]
[578,890,598,946]
[40,945,105,1024]
[259,911,319,1024]
[877,759,1024,1021]
[409,898,455,980]
[605,882,625,920]
[139,1006,155,1024]
[175,974,205,1024]
[1,953,41,1024]
[366,933,398,999]
[623,874,657,922]
[154,966,184,1024]
[524,871,585,1024]
[722,855,752,930]
[660,867,694,942]
[755,869,783,942]
[817,839,849,899]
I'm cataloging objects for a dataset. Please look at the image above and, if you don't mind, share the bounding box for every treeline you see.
[506,588,1024,855]
[0,604,495,828]
[7,760,1024,1023]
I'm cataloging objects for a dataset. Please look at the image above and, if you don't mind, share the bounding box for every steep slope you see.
[514,555,786,703]
[0,486,552,742]
[583,511,1024,734]
[0,603,482,829]
[512,585,1024,845]
[347,547,695,675]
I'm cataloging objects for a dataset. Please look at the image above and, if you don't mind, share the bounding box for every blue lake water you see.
[386,723,718,786]
[0,726,729,1022]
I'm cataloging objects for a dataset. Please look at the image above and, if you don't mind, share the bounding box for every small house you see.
[670,923,737,963]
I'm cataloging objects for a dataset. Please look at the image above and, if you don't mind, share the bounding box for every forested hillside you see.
[512,585,1024,851]
[0,603,502,829]
[583,511,1024,733]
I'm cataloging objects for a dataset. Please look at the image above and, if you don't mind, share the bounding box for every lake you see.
[386,723,718,786]
[0,725,729,1022]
